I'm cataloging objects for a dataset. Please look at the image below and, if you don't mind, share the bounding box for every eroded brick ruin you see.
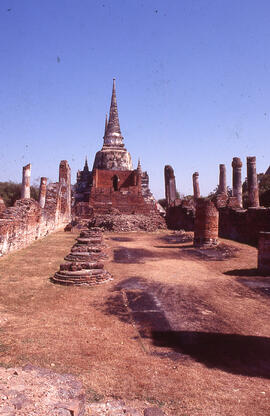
[1,78,269,275]
[52,227,112,285]
[0,160,71,256]
[74,79,164,230]
[194,198,219,247]
[165,157,270,261]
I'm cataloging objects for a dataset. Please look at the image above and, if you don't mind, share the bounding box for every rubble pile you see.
[89,212,167,232]
[52,227,112,286]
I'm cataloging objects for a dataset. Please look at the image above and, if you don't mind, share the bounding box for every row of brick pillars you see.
[231,156,260,208]
[21,164,48,208]
[193,156,260,208]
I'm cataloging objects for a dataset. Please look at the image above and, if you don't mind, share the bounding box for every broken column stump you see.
[38,177,47,208]
[21,163,31,199]
[194,198,219,247]
[258,232,270,275]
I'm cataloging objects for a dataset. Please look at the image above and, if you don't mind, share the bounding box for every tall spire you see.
[103,78,124,147]
[137,158,142,174]
[83,156,89,172]
[104,113,108,136]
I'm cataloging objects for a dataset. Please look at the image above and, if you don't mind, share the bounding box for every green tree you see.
[0,182,39,207]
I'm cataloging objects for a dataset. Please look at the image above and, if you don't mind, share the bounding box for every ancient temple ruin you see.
[75,79,157,217]
[164,156,270,247]
[0,160,71,256]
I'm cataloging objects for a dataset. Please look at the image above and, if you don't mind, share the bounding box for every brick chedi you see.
[74,79,158,217]
[52,228,112,285]
[93,79,132,171]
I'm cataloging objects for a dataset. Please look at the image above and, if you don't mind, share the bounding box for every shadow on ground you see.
[113,240,239,264]
[158,233,193,244]
[224,269,270,297]
[152,330,270,379]
[224,268,259,277]
[104,277,270,378]
[110,237,134,242]
[183,244,239,261]
[113,246,186,263]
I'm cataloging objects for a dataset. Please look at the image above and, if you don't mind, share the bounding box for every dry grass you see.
[0,230,270,415]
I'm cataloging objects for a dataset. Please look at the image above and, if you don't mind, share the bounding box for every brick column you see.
[21,163,31,199]
[258,232,270,274]
[218,164,227,194]
[58,160,71,221]
[38,177,47,208]
[193,172,200,199]
[247,156,260,208]
[164,165,177,207]
[194,198,219,247]
[231,157,242,207]
[0,197,6,214]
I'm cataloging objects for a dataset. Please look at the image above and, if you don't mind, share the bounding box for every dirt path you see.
[0,230,269,415]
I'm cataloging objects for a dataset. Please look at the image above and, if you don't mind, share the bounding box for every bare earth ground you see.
[0,230,269,415]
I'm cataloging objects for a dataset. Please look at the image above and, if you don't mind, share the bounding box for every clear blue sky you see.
[0,0,269,199]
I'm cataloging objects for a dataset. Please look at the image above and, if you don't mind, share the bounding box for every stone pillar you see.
[218,164,227,194]
[59,160,70,185]
[0,197,6,214]
[194,198,219,247]
[59,160,71,221]
[231,157,242,207]
[192,172,200,199]
[38,177,47,208]
[164,165,177,207]
[21,163,31,199]
[247,156,260,208]
[258,232,270,274]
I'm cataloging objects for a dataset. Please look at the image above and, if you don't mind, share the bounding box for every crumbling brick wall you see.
[166,199,195,231]
[219,207,270,246]
[0,161,71,257]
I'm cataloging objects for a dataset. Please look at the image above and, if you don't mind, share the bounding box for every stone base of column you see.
[194,236,219,248]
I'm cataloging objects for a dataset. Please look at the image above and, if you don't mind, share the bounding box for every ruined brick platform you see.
[52,261,112,286]
[52,228,112,286]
